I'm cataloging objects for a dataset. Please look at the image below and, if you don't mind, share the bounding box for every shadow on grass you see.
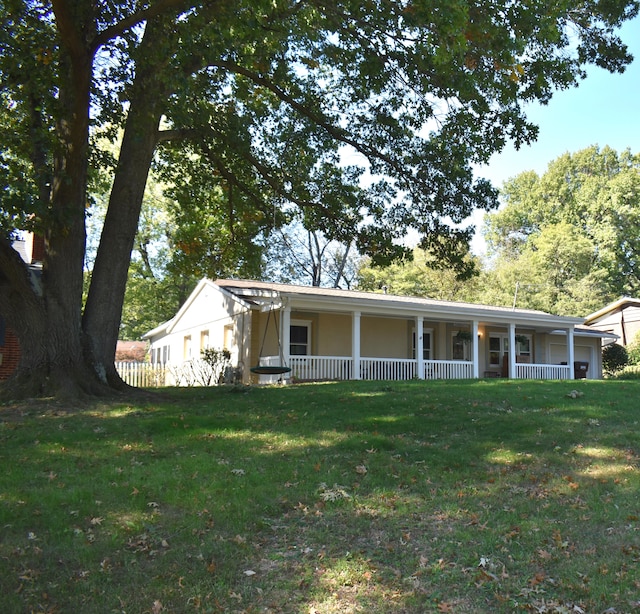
[1,379,639,612]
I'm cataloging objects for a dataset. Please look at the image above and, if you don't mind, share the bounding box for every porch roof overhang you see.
[215,279,584,331]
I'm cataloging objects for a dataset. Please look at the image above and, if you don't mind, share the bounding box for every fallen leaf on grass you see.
[529,571,546,586]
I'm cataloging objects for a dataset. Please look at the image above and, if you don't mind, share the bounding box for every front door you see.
[489,333,532,374]
[489,334,509,374]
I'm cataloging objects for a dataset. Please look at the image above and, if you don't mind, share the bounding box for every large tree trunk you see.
[82,18,169,389]
[0,37,105,399]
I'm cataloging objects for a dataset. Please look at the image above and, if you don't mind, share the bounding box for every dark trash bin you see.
[574,361,589,379]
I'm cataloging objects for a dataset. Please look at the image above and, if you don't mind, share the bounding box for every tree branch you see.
[210,59,413,182]
[50,0,90,62]
[91,0,197,52]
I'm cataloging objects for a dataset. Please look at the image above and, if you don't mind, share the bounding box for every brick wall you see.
[0,326,21,380]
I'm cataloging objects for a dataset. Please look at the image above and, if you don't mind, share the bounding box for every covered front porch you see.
[259,355,572,382]
[254,305,580,383]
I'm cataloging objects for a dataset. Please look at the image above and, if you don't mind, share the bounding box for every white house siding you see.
[590,305,640,345]
[146,282,250,384]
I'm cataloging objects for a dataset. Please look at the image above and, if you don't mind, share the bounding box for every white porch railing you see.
[360,357,417,380]
[290,355,353,381]
[423,359,473,380]
[516,363,571,380]
[255,356,572,383]
[255,355,292,384]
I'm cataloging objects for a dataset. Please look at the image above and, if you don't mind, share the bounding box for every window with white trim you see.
[200,330,209,351]
[516,334,532,361]
[489,333,532,367]
[223,325,233,351]
[290,320,311,356]
[489,334,507,368]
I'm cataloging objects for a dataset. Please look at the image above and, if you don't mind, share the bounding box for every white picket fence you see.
[116,362,167,388]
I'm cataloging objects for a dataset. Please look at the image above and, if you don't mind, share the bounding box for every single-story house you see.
[143,279,613,385]
[584,297,640,347]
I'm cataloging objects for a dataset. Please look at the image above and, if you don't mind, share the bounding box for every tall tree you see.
[479,222,611,315]
[357,246,483,302]
[483,146,640,302]
[1,0,637,398]
[262,222,360,288]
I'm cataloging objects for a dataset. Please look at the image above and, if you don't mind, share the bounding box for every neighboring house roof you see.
[12,236,31,264]
[584,297,640,325]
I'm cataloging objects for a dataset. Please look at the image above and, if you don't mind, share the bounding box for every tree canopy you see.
[0,0,637,397]
[483,145,640,312]
[357,246,483,302]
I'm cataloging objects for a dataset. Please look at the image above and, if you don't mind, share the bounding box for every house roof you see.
[584,297,640,325]
[143,278,617,341]
[214,278,586,331]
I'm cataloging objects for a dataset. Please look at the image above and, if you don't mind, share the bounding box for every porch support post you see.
[281,304,291,368]
[352,311,361,380]
[472,320,479,378]
[567,327,575,380]
[416,316,424,379]
[508,323,516,378]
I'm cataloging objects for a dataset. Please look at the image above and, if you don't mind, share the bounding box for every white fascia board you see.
[147,278,253,338]
[142,318,175,340]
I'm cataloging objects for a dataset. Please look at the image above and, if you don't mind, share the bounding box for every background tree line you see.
[111,144,639,341]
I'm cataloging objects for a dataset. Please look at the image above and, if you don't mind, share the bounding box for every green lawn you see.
[1,379,639,613]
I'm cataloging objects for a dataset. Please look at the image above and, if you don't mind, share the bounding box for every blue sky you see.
[470,15,640,252]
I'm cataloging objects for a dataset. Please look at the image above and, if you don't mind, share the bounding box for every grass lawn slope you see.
[1,379,639,613]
